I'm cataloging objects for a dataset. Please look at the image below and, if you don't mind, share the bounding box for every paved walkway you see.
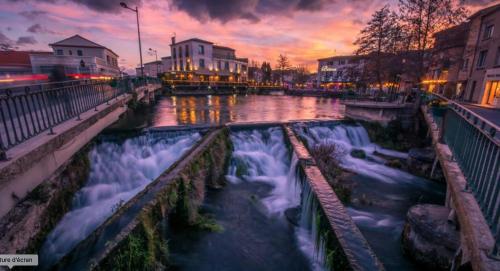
[463,104,500,127]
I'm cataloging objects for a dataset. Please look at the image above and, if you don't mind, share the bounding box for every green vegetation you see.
[313,202,350,271]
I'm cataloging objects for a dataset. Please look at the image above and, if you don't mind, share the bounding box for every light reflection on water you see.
[152,95,344,126]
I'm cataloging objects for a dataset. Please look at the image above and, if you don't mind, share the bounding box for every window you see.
[224,61,229,70]
[56,49,63,55]
[106,55,110,64]
[484,24,494,39]
[77,50,83,56]
[69,50,73,55]
[178,47,182,59]
[185,45,189,57]
[217,61,221,70]
[199,59,205,68]
[180,61,184,71]
[477,50,488,68]
[198,45,204,55]
[173,47,176,59]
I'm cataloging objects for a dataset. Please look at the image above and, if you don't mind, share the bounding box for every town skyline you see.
[0,0,492,74]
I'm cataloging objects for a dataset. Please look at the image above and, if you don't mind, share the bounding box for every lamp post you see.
[149,48,159,76]
[120,2,144,78]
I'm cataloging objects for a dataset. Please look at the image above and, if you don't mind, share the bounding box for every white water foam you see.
[226,127,326,270]
[40,132,201,266]
[226,127,301,215]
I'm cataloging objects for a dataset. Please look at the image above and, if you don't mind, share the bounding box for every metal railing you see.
[430,94,500,258]
[0,79,132,152]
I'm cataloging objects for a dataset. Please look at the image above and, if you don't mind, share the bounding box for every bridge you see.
[421,93,499,270]
[0,78,162,217]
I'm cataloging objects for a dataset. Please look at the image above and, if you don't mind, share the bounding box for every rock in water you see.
[284,207,301,227]
[402,204,460,271]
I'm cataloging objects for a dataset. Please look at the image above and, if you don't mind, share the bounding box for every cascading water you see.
[226,127,327,271]
[40,132,201,266]
[226,127,300,215]
[295,122,445,270]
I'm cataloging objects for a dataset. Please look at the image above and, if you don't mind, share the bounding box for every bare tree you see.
[398,0,468,84]
[276,54,290,84]
[355,5,400,91]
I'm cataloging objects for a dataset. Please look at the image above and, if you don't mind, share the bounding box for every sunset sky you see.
[0,0,494,74]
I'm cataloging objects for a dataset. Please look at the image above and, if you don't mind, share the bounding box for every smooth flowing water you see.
[296,123,445,270]
[40,132,201,267]
[109,95,344,129]
[168,127,327,271]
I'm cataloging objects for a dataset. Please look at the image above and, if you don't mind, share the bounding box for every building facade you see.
[460,3,500,107]
[30,35,120,79]
[424,23,469,98]
[317,55,366,89]
[169,37,248,82]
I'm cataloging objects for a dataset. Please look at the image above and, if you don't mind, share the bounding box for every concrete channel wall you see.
[283,125,385,271]
[0,94,131,219]
[421,105,500,271]
[343,101,416,128]
[53,127,232,270]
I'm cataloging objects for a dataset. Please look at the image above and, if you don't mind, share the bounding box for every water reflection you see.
[152,95,344,126]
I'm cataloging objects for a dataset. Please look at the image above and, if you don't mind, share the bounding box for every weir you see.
[284,125,385,271]
[51,127,231,270]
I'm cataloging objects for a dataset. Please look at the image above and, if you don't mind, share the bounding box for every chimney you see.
[171,36,176,45]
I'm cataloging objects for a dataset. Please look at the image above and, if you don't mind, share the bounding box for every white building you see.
[30,35,120,78]
[317,55,366,88]
[169,37,248,82]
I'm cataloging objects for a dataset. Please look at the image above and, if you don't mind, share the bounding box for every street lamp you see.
[120,2,144,78]
[148,48,159,76]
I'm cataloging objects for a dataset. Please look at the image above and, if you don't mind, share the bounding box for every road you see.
[464,104,500,127]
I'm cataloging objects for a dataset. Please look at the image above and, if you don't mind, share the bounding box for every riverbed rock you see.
[402,204,459,271]
[408,147,435,163]
[350,149,366,159]
[285,207,301,227]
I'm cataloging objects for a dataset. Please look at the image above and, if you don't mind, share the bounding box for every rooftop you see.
[0,51,52,67]
[49,35,119,57]
[173,38,213,45]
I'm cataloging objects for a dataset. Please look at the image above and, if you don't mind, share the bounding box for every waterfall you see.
[225,127,300,215]
[226,127,328,271]
[40,132,201,266]
[294,124,431,185]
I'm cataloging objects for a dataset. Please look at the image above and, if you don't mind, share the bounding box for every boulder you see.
[350,149,366,159]
[402,204,460,271]
[408,147,435,163]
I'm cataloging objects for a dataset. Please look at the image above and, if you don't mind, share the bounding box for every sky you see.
[0,0,496,74]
